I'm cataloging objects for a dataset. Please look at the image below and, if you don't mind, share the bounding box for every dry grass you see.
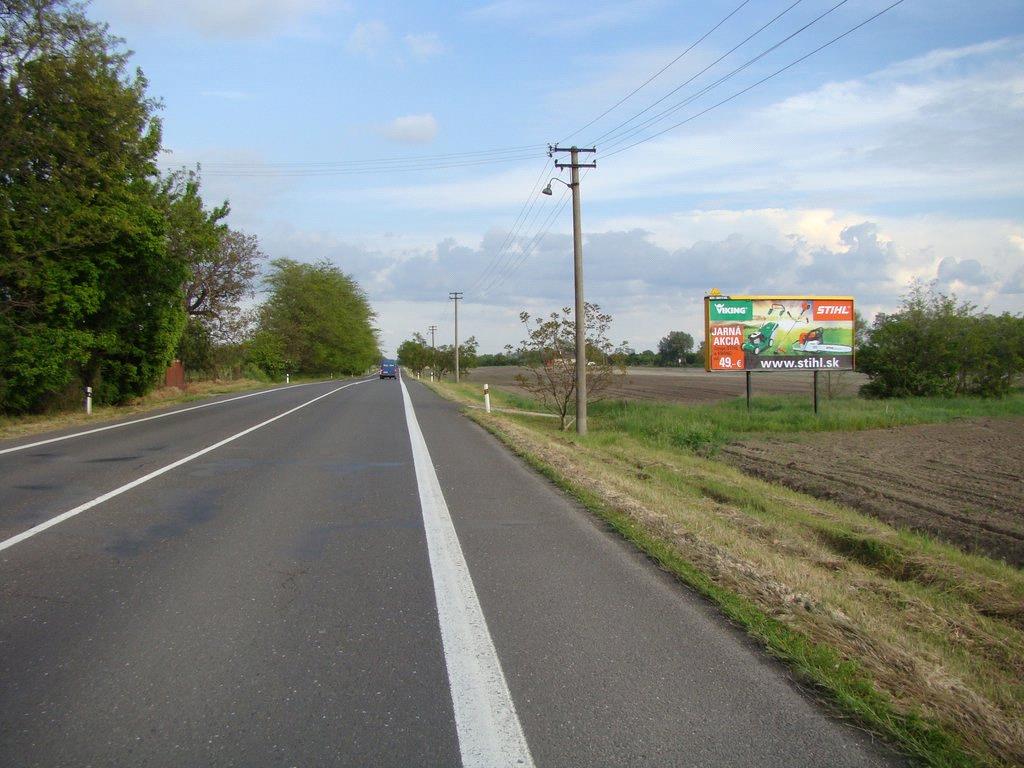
[429,380,1024,767]
[0,378,286,442]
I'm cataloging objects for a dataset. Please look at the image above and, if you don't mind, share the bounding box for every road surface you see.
[0,376,901,766]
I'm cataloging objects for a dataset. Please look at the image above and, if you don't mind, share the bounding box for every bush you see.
[859,282,1024,398]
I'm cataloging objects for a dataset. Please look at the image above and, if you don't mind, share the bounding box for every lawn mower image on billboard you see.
[741,321,779,355]
[704,295,855,372]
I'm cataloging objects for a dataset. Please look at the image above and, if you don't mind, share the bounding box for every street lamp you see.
[541,177,571,196]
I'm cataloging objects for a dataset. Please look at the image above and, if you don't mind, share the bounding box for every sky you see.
[89,0,1024,355]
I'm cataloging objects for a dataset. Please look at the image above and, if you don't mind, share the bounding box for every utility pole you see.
[428,324,437,350]
[449,292,463,382]
[550,144,596,435]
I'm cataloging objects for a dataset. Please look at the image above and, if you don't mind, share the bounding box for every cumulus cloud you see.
[96,0,332,38]
[936,257,993,287]
[378,114,439,144]
[251,208,1022,353]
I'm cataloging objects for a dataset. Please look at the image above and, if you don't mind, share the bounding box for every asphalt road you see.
[0,376,902,767]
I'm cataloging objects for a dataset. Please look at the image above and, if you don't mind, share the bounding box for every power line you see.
[588,0,809,147]
[190,152,545,178]
[476,171,560,294]
[598,0,850,152]
[160,144,545,170]
[480,186,569,296]
[602,0,907,160]
[559,0,754,144]
[481,169,590,297]
[468,157,554,293]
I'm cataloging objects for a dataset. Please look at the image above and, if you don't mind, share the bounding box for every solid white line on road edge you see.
[399,377,535,768]
[0,378,373,553]
[0,379,334,457]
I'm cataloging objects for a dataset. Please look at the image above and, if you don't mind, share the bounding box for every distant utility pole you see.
[449,292,463,383]
[549,144,596,436]
[428,323,438,381]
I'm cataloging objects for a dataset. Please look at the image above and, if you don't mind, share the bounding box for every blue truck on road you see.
[379,360,397,379]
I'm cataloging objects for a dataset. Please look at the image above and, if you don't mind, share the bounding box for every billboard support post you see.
[813,371,819,415]
[745,372,751,412]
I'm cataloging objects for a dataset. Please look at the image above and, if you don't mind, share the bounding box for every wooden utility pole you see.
[549,145,596,435]
[449,292,463,382]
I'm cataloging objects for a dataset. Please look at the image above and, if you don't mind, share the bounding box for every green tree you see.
[429,337,478,378]
[859,281,1024,398]
[252,259,379,377]
[0,0,184,410]
[657,331,694,366]
[397,333,431,375]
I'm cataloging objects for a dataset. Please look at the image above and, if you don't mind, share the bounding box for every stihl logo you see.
[813,301,853,321]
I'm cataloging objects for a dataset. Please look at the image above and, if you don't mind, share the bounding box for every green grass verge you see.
[472,412,979,767]
[589,390,1024,453]
[0,375,337,442]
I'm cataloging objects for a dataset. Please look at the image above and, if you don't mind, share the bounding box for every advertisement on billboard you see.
[705,295,855,372]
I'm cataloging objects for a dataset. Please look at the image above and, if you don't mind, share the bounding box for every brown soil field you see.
[721,418,1024,566]
[468,365,868,403]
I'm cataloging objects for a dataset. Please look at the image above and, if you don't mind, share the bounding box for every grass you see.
[0,376,328,442]
[425,378,1024,767]
[588,390,1024,453]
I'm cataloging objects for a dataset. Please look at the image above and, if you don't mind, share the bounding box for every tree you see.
[430,337,478,379]
[859,281,1024,398]
[0,0,185,411]
[513,303,625,429]
[397,333,431,375]
[252,259,379,376]
[657,331,694,366]
[163,169,262,334]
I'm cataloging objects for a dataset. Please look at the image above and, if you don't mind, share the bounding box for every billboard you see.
[704,295,855,372]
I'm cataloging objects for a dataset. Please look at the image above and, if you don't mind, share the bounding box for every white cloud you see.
[378,114,439,144]
[95,0,333,38]
[346,20,390,57]
[250,207,1023,353]
[404,32,445,60]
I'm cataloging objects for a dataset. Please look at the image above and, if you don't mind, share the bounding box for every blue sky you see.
[90,0,1024,355]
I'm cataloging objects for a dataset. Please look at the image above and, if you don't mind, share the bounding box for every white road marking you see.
[0,379,332,457]
[399,377,535,768]
[0,378,372,553]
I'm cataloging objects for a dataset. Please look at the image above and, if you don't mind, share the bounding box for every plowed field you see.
[722,418,1024,565]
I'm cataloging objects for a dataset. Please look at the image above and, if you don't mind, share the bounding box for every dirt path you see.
[721,417,1024,566]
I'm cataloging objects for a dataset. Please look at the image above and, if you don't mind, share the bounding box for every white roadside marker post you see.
[84,386,92,415]
[286,373,290,384]
[484,383,491,413]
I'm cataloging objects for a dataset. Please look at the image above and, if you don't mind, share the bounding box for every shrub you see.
[859,282,1023,398]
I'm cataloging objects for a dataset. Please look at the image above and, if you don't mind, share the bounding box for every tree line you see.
[0,1,378,414]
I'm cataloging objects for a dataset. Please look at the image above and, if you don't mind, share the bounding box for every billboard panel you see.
[704,296,855,372]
